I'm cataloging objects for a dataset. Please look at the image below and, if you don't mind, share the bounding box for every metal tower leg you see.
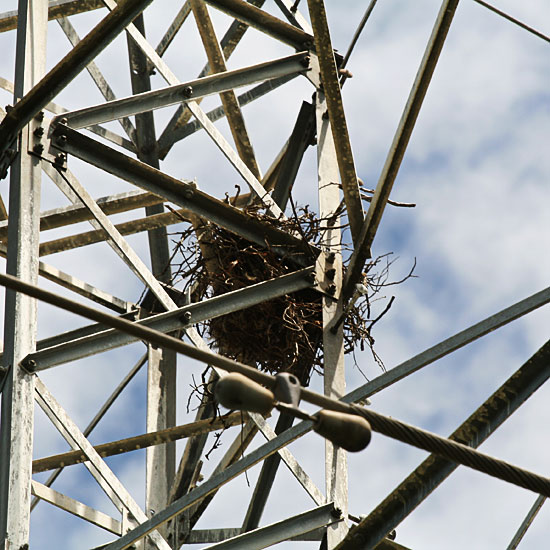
[126,15,177,546]
[0,0,47,546]
[316,89,349,547]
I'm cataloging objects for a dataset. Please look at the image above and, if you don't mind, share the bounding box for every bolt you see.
[33,126,44,137]
[59,117,68,125]
[182,311,192,323]
[22,358,37,371]
[57,134,67,144]
[300,55,310,68]
[326,268,336,281]
[33,143,44,155]
[388,530,397,541]
[322,110,329,120]
[54,153,66,165]
[327,284,336,295]
[306,271,316,284]
[326,252,336,263]
[182,86,193,98]
[35,111,44,122]
[183,187,194,199]
[302,40,314,50]
[331,507,342,519]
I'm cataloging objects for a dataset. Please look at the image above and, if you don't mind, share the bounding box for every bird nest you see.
[165,205,410,386]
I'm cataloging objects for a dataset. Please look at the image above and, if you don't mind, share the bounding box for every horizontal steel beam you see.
[57,52,310,129]
[0,0,155,177]
[17,266,315,371]
[204,503,337,549]
[0,243,133,313]
[158,73,296,156]
[186,527,325,543]
[31,481,122,535]
[38,207,189,256]
[32,412,242,473]
[0,190,162,237]
[0,0,105,33]
[49,124,316,263]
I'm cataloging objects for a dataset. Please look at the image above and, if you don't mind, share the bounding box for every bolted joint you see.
[34,111,45,122]
[326,252,336,264]
[326,268,336,281]
[300,55,311,68]
[182,86,193,98]
[182,187,194,200]
[181,310,192,323]
[33,126,44,138]
[56,134,67,145]
[331,507,343,519]
[20,358,37,372]
[54,153,66,166]
[33,143,44,155]
[327,284,336,296]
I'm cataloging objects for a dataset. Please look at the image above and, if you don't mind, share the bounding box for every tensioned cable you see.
[472,0,550,44]
[2,271,550,499]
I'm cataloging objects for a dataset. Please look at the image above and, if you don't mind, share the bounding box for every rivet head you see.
[183,187,194,199]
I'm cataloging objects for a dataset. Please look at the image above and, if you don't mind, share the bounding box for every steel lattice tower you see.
[0,1,549,549]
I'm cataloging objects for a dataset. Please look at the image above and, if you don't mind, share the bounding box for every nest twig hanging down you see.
[163,205,414,387]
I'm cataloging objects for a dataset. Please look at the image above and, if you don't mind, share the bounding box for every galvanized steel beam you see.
[315,85,349,548]
[0,2,47,546]
[0,243,135,313]
[204,503,338,549]
[32,412,242,473]
[48,165,178,311]
[0,0,105,33]
[48,124,316,261]
[55,52,309,130]
[0,189,162,237]
[37,206,189,257]
[506,495,546,550]
[31,481,123,535]
[158,73,296,156]
[15,266,315,371]
[204,0,313,49]
[307,2,364,247]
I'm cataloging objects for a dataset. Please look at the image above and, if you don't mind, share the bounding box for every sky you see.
[1,1,549,549]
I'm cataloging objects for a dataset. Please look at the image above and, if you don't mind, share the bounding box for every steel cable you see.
[350,404,550,497]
